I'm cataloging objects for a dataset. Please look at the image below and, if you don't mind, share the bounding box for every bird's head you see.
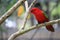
[30,7,43,15]
[30,8,35,13]
[30,8,37,14]
[30,2,42,14]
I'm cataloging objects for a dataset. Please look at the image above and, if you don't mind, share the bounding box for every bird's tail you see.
[46,25,54,32]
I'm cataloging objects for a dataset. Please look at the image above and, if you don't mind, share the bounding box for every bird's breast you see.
[35,13,46,23]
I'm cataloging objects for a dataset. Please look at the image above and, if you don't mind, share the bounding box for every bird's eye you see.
[31,9,36,12]
[31,10,34,12]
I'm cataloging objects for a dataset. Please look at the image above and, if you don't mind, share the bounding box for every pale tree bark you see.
[8,0,37,40]
[8,19,60,40]
[0,0,26,24]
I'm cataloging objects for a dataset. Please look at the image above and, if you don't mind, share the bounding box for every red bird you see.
[30,7,54,32]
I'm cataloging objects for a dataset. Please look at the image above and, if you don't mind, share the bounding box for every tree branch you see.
[8,19,60,40]
[8,0,37,40]
[19,0,37,31]
[0,0,26,24]
[25,1,29,11]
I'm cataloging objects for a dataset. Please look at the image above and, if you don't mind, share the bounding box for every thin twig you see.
[19,0,37,31]
[8,19,60,40]
[0,0,26,24]
[25,1,29,11]
[8,0,37,40]
[30,29,39,40]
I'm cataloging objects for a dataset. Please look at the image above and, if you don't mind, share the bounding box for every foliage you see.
[0,0,17,15]
[51,3,60,19]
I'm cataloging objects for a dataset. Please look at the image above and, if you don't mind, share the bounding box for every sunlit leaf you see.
[17,5,25,17]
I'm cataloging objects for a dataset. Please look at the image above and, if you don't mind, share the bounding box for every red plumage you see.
[30,7,54,32]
